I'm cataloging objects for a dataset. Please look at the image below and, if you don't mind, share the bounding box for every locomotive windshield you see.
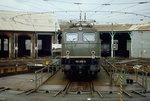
[83,33,96,41]
[66,33,78,41]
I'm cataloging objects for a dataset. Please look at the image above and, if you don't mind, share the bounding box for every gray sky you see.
[0,0,150,24]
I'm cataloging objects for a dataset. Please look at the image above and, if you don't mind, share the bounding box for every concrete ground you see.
[0,67,150,101]
[0,90,150,101]
[0,73,35,90]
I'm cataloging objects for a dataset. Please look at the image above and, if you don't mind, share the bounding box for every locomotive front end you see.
[61,28,101,76]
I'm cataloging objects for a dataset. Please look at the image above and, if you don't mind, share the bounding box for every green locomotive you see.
[61,23,101,76]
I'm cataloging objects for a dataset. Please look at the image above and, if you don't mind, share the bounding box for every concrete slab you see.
[0,74,35,90]
[38,70,67,91]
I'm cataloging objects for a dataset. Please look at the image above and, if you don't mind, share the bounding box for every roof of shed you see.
[128,24,150,31]
[93,24,132,31]
[0,10,60,32]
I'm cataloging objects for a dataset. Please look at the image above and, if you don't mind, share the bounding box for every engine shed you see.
[94,24,150,58]
[0,10,60,58]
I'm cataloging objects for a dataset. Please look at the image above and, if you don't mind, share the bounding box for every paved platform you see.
[0,69,149,92]
[0,73,35,90]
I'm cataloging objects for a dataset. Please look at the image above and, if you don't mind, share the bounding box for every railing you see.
[133,65,148,92]
[34,59,61,89]
[101,58,148,92]
[101,58,117,86]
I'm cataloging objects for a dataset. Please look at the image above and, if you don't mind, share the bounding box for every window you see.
[37,40,42,50]
[25,40,42,50]
[4,39,8,51]
[25,40,31,50]
[66,33,78,41]
[83,33,96,41]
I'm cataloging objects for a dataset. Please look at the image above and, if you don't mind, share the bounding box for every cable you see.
[0,4,26,11]
[100,4,139,21]
[0,0,149,24]
[87,0,117,19]
[43,0,150,5]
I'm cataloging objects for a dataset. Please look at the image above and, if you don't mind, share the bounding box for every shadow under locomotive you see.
[62,58,100,76]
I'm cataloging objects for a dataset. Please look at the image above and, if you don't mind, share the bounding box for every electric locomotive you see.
[61,21,101,76]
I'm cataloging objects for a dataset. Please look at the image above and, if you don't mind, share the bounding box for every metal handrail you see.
[34,59,61,89]
[133,67,148,92]
[101,58,117,86]
[101,58,148,92]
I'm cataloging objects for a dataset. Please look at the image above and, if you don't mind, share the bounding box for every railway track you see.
[54,80,103,98]
[0,57,149,100]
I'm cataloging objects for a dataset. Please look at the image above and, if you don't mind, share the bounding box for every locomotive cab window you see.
[83,33,96,41]
[66,33,78,41]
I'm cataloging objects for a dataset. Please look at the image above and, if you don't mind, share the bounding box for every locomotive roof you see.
[63,27,97,32]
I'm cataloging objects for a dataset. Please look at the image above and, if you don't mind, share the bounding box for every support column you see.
[109,32,116,57]
[51,33,56,56]
[30,34,35,58]
[9,34,12,58]
[33,33,38,58]
[9,33,15,58]
[35,33,38,58]
[14,34,18,58]
[31,33,38,58]
[129,32,133,57]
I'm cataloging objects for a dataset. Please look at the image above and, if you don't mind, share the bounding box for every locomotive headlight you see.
[66,50,70,55]
[91,51,96,55]
[91,51,96,59]
[66,50,70,59]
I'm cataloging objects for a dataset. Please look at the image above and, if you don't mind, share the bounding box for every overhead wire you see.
[42,0,150,5]
[41,0,79,20]
[0,4,27,11]
[100,4,139,21]
[1,4,149,19]
[87,0,117,19]
[86,0,150,23]
[0,0,150,24]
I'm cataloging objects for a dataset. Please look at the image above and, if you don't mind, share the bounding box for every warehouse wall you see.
[132,31,150,58]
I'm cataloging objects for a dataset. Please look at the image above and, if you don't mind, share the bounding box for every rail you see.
[34,59,61,89]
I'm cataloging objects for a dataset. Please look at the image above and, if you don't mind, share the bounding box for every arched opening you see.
[114,32,131,57]
[18,35,31,57]
[38,35,51,57]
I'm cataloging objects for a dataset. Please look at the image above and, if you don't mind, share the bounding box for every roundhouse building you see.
[0,10,60,58]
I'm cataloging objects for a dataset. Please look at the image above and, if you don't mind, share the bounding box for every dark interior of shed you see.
[0,35,9,58]
[18,35,31,57]
[38,35,51,57]
[100,32,131,57]
[100,33,111,57]
[114,33,130,57]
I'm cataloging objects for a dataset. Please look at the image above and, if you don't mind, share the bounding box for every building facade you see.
[0,11,60,58]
